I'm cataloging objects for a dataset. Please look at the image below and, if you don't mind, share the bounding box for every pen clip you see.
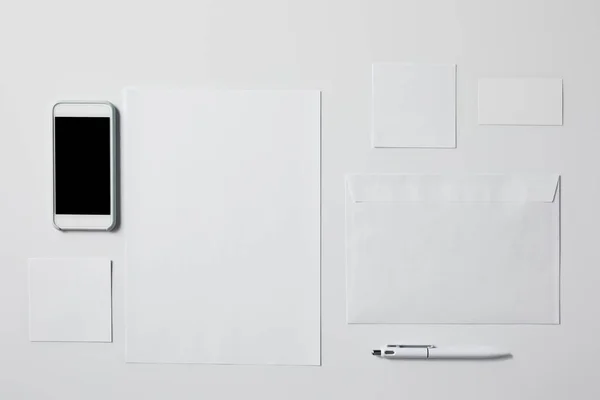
[372,344,436,356]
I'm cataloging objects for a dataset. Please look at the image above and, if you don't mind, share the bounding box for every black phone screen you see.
[54,117,111,215]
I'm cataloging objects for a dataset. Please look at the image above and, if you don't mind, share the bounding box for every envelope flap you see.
[347,174,560,203]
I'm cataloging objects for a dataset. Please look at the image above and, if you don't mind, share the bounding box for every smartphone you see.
[52,102,117,231]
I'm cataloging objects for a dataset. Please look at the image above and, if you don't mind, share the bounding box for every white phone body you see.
[52,102,117,231]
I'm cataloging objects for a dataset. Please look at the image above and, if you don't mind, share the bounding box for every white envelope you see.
[346,174,560,324]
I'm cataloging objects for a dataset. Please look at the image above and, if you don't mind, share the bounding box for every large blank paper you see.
[28,258,112,342]
[478,78,563,125]
[372,63,456,148]
[346,174,560,324]
[124,89,320,365]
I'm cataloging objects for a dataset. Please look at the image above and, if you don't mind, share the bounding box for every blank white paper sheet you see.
[124,89,320,366]
[346,174,560,324]
[28,258,112,342]
[478,78,563,125]
[372,63,456,148]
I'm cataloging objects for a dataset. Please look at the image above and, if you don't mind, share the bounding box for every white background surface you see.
[0,0,599,398]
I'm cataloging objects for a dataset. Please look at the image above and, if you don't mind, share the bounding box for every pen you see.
[372,345,511,360]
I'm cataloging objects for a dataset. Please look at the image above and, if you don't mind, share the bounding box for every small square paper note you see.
[28,258,112,342]
[372,63,457,148]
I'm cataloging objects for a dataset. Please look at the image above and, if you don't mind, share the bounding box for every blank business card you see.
[372,63,456,148]
[28,258,112,342]
[478,78,563,126]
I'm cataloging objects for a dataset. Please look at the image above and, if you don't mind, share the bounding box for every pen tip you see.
[372,350,381,356]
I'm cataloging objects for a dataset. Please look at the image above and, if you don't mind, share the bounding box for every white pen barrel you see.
[427,346,507,359]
